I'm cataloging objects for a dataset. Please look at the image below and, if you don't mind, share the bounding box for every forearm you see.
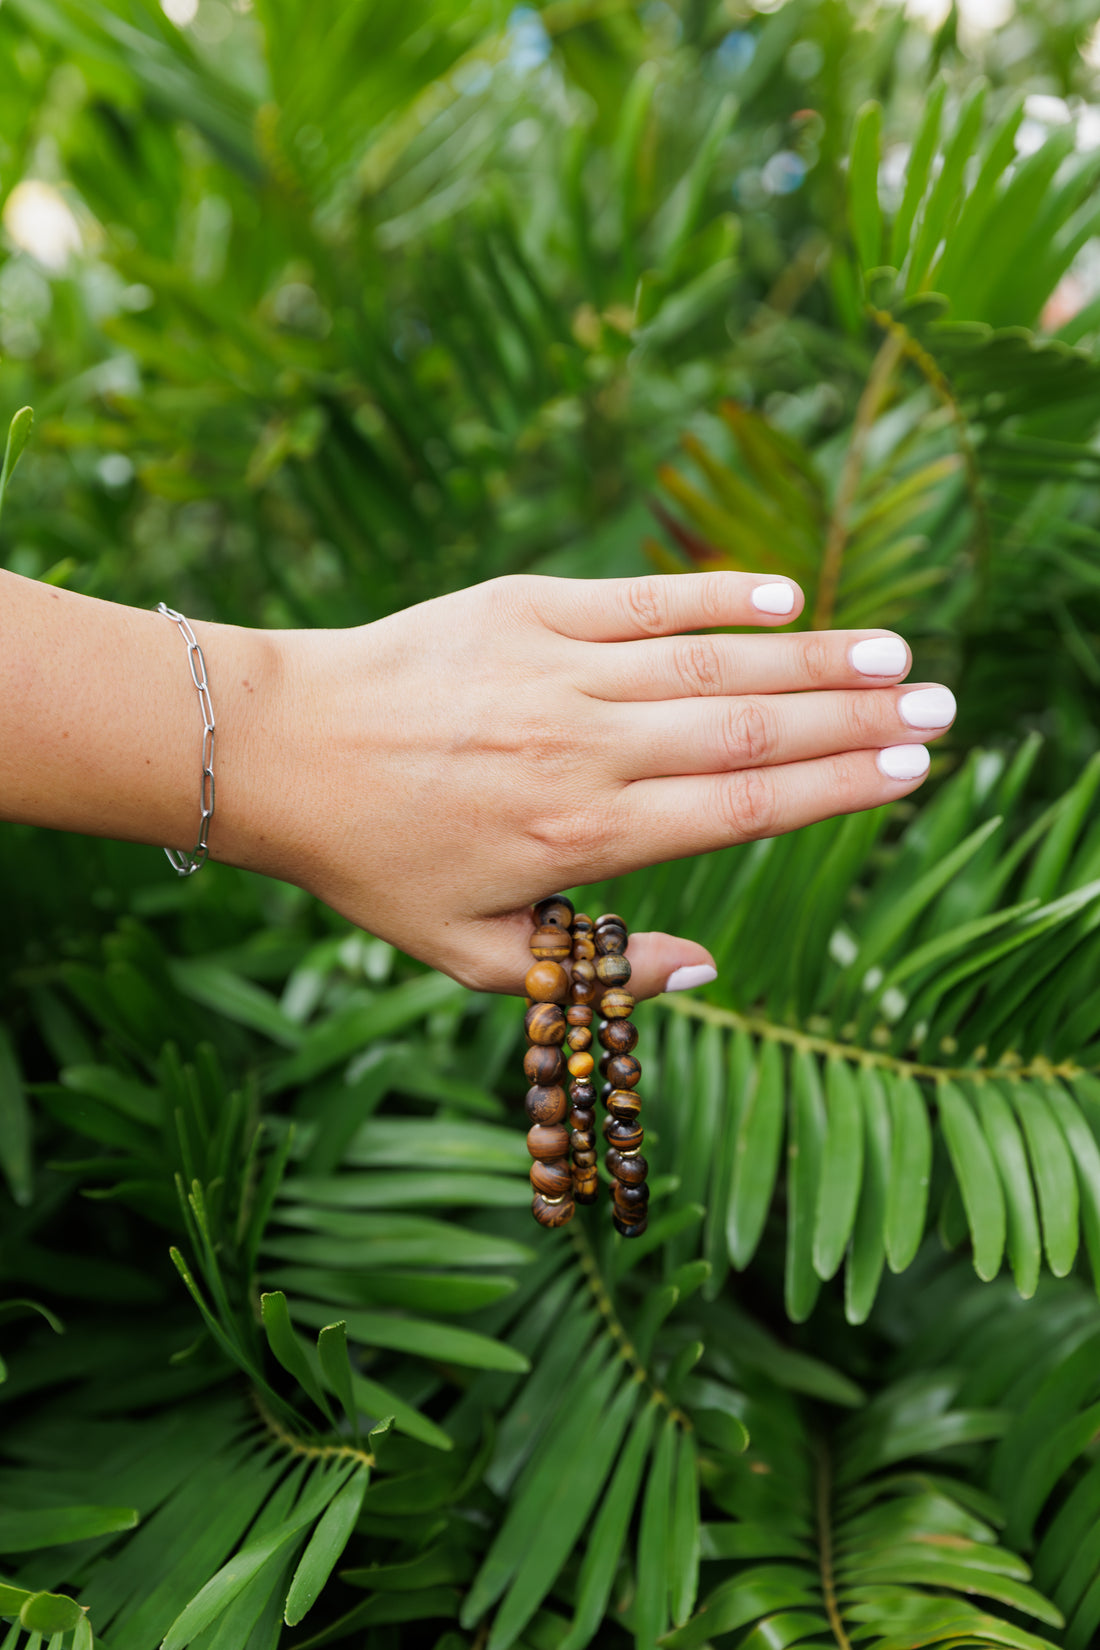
[0,570,276,869]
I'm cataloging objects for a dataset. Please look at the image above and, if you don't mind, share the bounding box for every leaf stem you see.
[252,1390,375,1469]
[571,1223,691,1431]
[813,330,906,630]
[815,1439,853,1650]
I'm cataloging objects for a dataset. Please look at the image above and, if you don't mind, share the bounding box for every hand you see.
[245,571,955,997]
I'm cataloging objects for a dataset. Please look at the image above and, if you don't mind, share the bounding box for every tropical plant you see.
[3,2,1100,1649]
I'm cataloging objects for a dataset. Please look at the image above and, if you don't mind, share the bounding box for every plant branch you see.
[571,1223,691,1431]
[815,1439,853,1650]
[252,1390,376,1469]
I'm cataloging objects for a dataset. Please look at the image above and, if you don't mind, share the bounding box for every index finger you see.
[527,571,805,641]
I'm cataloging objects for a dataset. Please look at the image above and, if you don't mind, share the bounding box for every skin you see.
[0,567,957,997]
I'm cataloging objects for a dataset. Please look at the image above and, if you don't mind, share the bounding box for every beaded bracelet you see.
[522,895,648,1238]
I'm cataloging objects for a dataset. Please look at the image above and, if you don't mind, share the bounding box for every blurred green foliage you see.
[5,1,1100,1647]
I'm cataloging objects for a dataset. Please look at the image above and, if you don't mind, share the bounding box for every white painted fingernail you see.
[899,686,957,729]
[664,964,718,993]
[877,744,930,781]
[751,582,795,615]
[850,637,907,676]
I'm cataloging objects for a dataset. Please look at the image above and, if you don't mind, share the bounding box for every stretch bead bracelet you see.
[523,897,648,1237]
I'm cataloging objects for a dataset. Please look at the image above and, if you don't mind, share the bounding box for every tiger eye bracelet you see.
[523,896,648,1237]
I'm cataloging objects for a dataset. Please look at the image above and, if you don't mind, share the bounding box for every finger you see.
[454,911,716,1002]
[574,627,913,702]
[602,683,956,780]
[527,570,804,642]
[595,746,935,876]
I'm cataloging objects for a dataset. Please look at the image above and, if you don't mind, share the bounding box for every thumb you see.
[625,931,717,1003]
[451,914,716,1001]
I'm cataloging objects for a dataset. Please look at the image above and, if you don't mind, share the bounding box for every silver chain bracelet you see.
[157,602,215,876]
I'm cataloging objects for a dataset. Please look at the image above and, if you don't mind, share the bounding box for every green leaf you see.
[728,1038,785,1269]
[558,1403,659,1650]
[260,1292,336,1424]
[0,1026,32,1207]
[937,1080,1006,1281]
[845,1067,891,1325]
[635,1414,678,1649]
[662,1566,820,1649]
[18,1592,83,1635]
[890,79,946,267]
[974,1083,1041,1300]
[849,101,884,272]
[813,1058,864,1282]
[284,1466,370,1625]
[785,1048,825,1323]
[668,1429,700,1629]
[0,1504,138,1551]
[884,1073,932,1273]
[0,406,33,525]
[293,1299,529,1372]
[1007,1083,1079,1278]
[317,1321,359,1439]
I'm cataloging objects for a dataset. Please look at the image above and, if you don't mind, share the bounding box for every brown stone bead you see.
[569,1107,595,1133]
[598,1018,639,1054]
[572,937,596,961]
[531,1158,572,1197]
[572,1148,597,1170]
[567,1051,595,1080]
[527,1123,570,1161]
[600,988,635,1019]
[534,895,574,929]
[607,1054,642,1089]
[572,913,594,934]
[601,1082,615,1111]
[566,1004,593,1027]
[571,978,600,1007]
[524,960,569,1004]
[574,1173,600,1205]
[530,925,572,961]
[594,912,626,931]
[524,1045,564,1087]
[570,1078,597,1108]
[525,1084,567,1125]
[613,1180,649,1210]
[533,1192,575,1228]
[595,952,632,987]
[572,960,596,985]
[595,928,627,956]
[566,1025,592,1052]
[612,1212,648,1238]
[606,1117,644,1153]
[609,1089,642,1122]
[571,1127,595,1152]
[612,1151,648,1185]
[525,1002,566,1045]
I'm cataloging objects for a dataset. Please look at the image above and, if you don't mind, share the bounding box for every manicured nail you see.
[751,582,795,616]
[899,686,957,729]
[664,964,718,993]
[877,744,930,781]
[850,637,907,676]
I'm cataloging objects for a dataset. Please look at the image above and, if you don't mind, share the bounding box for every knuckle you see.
[717,767,777,841]
[798,634,833,688]
[844,691,882,747]
[720,697,772,767]
[527,801,614,867]
[678,636,725,697]
[621,576,669,636]
[695,572,731,626]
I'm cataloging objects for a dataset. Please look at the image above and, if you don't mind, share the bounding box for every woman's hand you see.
[245,571,956,997]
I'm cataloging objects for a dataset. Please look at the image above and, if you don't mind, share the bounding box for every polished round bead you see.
[571,1129,595,1154]
[524,1044,564,1087]
[527,1123,569,1161]
[609,1089,642,1122]
[524,960,569,1004]
[566,1004,593,1027]
[595,928,627,956]
[572,960,596,985]
[525,1002,566,1046]
[600,988,635,1019]
[572,937,596,961]
[570,1078,597,1108]
[612,1151,648,1186]
[566,1025,592,1052]
[572,1148,597,1170]
[598,1018,639,1054]
[607,1054,642,1090]
[533,1192,575,1228]
[525,1084,567,1125]
[595,953,632,987]
[531,1157,572,1197]
[606,1117,644,1153]
[601,1082,615,1111]
[534,895,574,929]
[574,1172,600,1205]
[612,1212,648,1238]
[594,913,626,932]
[530,925,572,961]
[572,913,594,934]
[569,1106,595,1133]
[613,1180,649,1210]
[571,978,600,1007]
[567,1051,595,1080]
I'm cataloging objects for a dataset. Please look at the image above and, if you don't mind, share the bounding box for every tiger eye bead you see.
[607,1054,641,1090]
[567,1051,595,1079]
[595,913,626,932]
[572,913,594,934]
[525,1002,566,1046]
[600,988,635,1019]
[524,1044,564,1087]
[569,1106,595,1133]
[530,1158,572,1197]
[609,1089,641,1122]
[572,1148,597,1169]
[612,1212,648,1238]
[530,925,572,961]
[572,937,596,961]
[527,1123,570,1160]
[567,1004,593,1027]
[595,928,627,956]
[598,1018,639,1054]
[524,960,569,1004]
[613,1151,648,1185]
[534,895,574,929]
[571,1126,595,1151]
[533,1192,575,1228]
[525,1084,567,1124]
[566,1025,592,1052]
[572,960,596,985]
[613,1180,649,1210]
[574,1173,600,1204]
[570,1079,597,1108]
[595,953,632,987]
[606,1117,644,1153]
[571,979,600,1007]
[601,1082,615,1111]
